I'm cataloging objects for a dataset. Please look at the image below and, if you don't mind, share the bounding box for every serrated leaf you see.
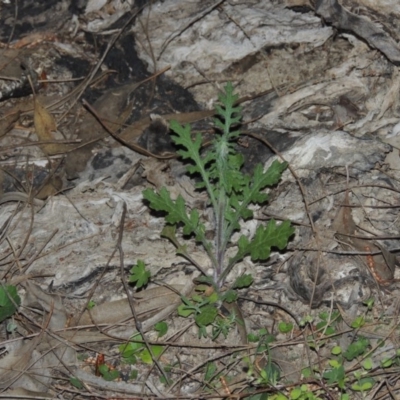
[170,121,202,161]
[221,289,237,303]
[233,274,253,289]
[253,220,294,258]
[129,260,151,288]
[244,161,288,204]
[323,365,345,385]
[343,337,369,361]
[195,305,218,326]
[236,219,294,261]
[143,188,199,236]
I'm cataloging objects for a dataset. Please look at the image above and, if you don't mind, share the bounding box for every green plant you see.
[97,364,120,381]
[246,329,281,386]
[129,259,151,289]
[119,333,165,365]
[143,82,293,301]
[0,284,20,323]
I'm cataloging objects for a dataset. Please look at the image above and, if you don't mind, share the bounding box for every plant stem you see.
[214,192,227,285]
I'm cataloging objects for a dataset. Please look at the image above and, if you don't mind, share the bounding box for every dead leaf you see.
[34,99,64,155]
[333,191,395,284]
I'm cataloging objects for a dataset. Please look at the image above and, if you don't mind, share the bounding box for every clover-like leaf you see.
[129,260,151,289]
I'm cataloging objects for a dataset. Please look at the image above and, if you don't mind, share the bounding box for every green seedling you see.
[98,364,120,381]
[70,376,84,389]
[119,334,164,365]
[129,259,151,289]
[87,300,96,310]
[143,82,293,333]
[0,284,20,323]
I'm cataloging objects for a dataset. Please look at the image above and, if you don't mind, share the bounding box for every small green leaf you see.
[207,291,219,303]
[290,387,302,399]
[351,315,365,329]
[154,321,168,337]
[233,274,253,289]
[98,364,120,381]
[363,297,375,310]
[198,325,208,338]
[87,300,96,309]
[351,377,374,391]
[323,365,345,385]
[301,367,313,378]
[119,343,139,364]
[0,285,20,323]
[278,322,293,333]
[331,346,342,355]
[192,294,205,303]
[258,328,268,336]
[343,337,369,361]
[329,359,341,368]
[70,376,83,389]
[195,305,218,326]
[324,326,336,336]
[177,304,195,317]
[221,289,237,303]
[363,358,373,370]
[140,345,164,364]
[299,315,314,326]
[319,311,329,321]
[262,363,281,385]
[130,369,138,380]
[129,260,151,288]
[381,358,392,368]
[6,321,17,333]
[204,362,217,382]
[247,333,259,342]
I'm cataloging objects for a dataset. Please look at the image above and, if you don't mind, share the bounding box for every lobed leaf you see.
[237,219,294,261]
[143,187,200,236]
